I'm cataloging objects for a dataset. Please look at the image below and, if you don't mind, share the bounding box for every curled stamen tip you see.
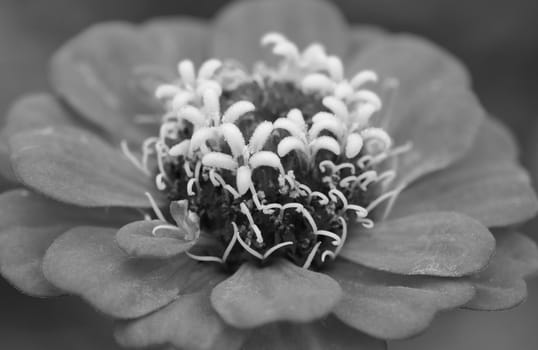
[261,32,288,46]
[178,59,196,85]
[236,165,252,196]
[345,133,364,159]
[221,100,256,124]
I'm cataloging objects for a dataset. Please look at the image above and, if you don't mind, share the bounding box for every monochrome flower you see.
[1,0,537,349]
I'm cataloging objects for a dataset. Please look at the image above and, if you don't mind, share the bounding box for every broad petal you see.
[115,282,245,350]
[347,34,469,97]
[242,316,386,350]
[0,189,137,296]
[348,35,481,184]
[392,84,485,186]
[0,93,75,182]
[9,126,162,207]
[328,259,475,340]
[341,212,495,277]
[391,119,537,227]
[344,25,388,64]
[43,226,218,318]
[211,0,348,67]
[211,260,342,328]
[50,19,210,143]
[116,220,196,259]
[465,232,538,310]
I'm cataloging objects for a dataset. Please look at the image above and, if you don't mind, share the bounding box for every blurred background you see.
[0,0,537,348]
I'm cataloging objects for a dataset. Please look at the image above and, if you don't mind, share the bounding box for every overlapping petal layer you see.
[51,19,210,143]
[9,125,163,207]
[0,189,137,296]
[43,226,222,318]
[340,211,495,277]
[328,260,475,339]
[392,119,538,227]
[212,0,348,67]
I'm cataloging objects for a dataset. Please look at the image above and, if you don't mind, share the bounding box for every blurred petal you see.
[393,85,485,186]
[347,34,469,96]
[341,212,495,277]
[116,220,196,259]
[211,260,342,328]
[43,226,217,318]
[343,25,387,67]
[115,280,245,350]
[348,35,481,184]
[392,119,537,227]
[465,232,538,310]
[212,0,348,67]
[50,20,210,143]
[0,189,137,296]
[0,93,74,182]
[328,259,475,340]
[242,316,386,350]
[9,125,163,207]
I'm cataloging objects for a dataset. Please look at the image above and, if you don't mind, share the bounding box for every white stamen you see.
[273,117,305,139]
[327,56,344,81]
[277,136,307,157]
[310,191,329,205]
[120,140,150,176]
[202,88,221,123]
[152,224,181,237]
[222,223,239,262]
[248,121,274,153]
[178,106,206,126]
[186,252,224,264]
[261,32,288,47]
[328,188,348,209]
[171,91,195,110]
[155,84,181,99]
[315,230,341,246]
[249,151,283,172]
[322,96,349,121]
[301,73,335,94]
[334,216,347,256]
[309,117,343,140]
[263,241,294,259]
[302,241,322,269]
[168,140,190,157]
[347,204,368,218]
[301,208,318,233]
[345,133,364,159]
[310,136,341,156]
[189,127,216,155]
[240,203,264,244]
[221,100,256,124]
[220,123,246,158]
[144,192,166,222]
[361,127,392,154]
[202,152,238,171]
[321,250,336,262]
[198,59,223,80]
[312,111,338,124]
[236,165,252,195]
[354,90,382,111]
[350,70,378,88]
[187,178,196,196]
[235,227,264,260]
[178,60,196,85]
[286,109,306,129]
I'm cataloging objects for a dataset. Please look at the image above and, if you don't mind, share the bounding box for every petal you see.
[0,93,74,182]
[9,125,163,207]
[392,84,485,186]
[348,35,481,184]
[242,316,386,350]
[465,232,538,310]
[116,220,196,259]
[328,259,475,340]
[211,0,348,67]
[43,226,218,318]
[211,259,342,328]
[115,281,245,350]
[344,26,388,64]
[0,189,137,296]
[346,34,469,95]
[50,19,210,143]
[341,212,495,277]
[391,119,537,227]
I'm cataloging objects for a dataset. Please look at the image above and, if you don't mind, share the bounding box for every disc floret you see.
[123,33,408,270]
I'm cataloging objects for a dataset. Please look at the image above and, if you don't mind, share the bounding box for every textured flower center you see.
[123,33,408,270]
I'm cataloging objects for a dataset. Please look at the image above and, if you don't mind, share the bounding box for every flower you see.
[1,0,538,349]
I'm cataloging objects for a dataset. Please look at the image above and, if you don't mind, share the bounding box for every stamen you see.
[186,252,224,264]
[263,241,294,259]
[350,70,378,88]
[178,60,196,86]
[240,203,264,244]
[202,152,238,171]
[302,241,322,269]
[310,136,341,156]
[334,216,347,255]
[152,224,181,237]
[248,121,274,153]
[144,192,166,222]
[234,222,264,260]
[221,100,256,124]
[198,59,223,80]
[222,224,239,262]
[321,250,336,262]
[315,230,341,246]
[120,140,150,176]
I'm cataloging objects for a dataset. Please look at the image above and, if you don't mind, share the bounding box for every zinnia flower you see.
[1,0,538,349]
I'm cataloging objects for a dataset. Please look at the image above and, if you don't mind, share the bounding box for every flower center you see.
[123,33,409,270]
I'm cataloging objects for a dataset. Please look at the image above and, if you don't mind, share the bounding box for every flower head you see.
[1,0,538,349]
